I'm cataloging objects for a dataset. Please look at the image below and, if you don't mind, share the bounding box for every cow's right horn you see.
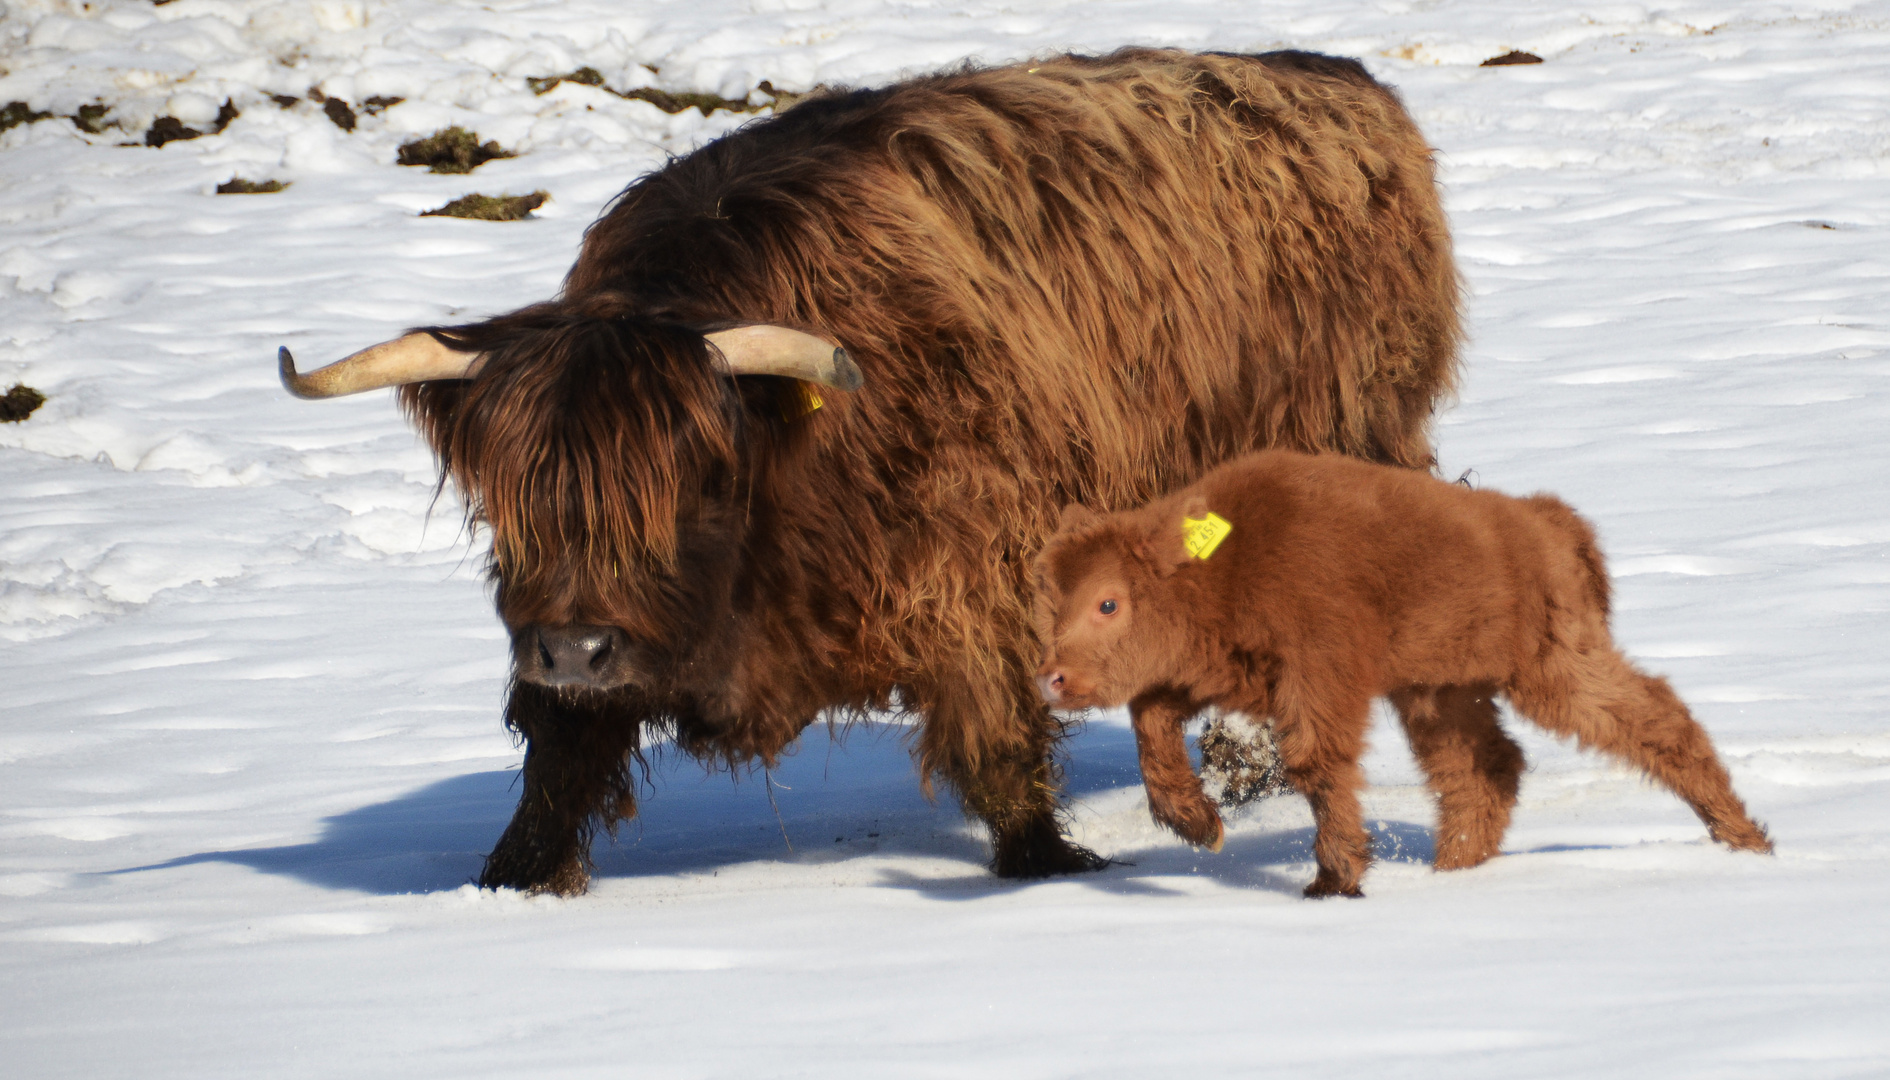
[278,333,484,399]
[704,325,863,392]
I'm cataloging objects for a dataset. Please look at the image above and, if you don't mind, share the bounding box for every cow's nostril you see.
[537,634,555,672]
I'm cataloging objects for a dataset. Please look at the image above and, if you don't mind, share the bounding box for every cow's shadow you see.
[115,720,1438,899]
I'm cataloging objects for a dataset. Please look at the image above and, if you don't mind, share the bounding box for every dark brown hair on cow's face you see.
[399,301,783,688]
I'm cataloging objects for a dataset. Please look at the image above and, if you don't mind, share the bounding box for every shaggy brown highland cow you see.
[1035,450,1773,897]
[280,49,1463,896]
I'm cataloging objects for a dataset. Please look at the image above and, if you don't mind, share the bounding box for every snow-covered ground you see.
[4,1,1889,1075]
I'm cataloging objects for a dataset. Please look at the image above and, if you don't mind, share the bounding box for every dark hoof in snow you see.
[1301,879,1364,899]
[479,847,590,897]
[991,820,1110,879]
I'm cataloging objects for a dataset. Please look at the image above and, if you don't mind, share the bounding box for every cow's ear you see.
[1055,503,1100,536]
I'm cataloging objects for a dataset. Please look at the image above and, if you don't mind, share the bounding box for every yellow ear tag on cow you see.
[1182,512,1232,560]
[787,383,824,420]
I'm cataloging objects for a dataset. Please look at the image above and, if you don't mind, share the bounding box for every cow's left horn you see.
[278,333,484,399]
[704,325,863,392]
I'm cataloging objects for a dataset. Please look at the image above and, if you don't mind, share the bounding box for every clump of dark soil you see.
[397,127,516,174]
[361,96,404,115]
[2,101,53,133]
[526,67,816,115]
[217,177,288,194]
[527,67,608,95]
[421,191,548,221]
[1,384,46,423]
[72,104,112,134]
[322,97,356,131]
[144,100,239,147]
[1481,51,1544,67]
[1197,712,1292,808]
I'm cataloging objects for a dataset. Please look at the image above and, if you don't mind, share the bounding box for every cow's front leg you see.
[479,679,641,896]
[917,673,1107,878]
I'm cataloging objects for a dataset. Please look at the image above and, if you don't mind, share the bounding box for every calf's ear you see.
[1136,495,1210,577]
[1055,503,1100,535]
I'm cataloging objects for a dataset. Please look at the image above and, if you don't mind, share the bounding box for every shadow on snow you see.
[113,720,1441,900]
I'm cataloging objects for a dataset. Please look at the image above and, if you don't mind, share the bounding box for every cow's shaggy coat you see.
[396,49,1463,894]
[1034,450,1772,897]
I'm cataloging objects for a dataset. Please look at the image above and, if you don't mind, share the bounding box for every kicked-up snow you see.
[3,1,1889,1075]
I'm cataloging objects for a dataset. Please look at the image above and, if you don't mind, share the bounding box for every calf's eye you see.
[1098,599,1118,615]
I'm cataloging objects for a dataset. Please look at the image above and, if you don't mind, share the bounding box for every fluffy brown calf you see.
[1034,450,1772,897]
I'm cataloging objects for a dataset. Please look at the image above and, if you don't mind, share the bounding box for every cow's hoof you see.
[479,847,590,897]
[992,820,1109,879]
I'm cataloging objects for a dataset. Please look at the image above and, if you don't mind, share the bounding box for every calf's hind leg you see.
[1389,684,1524,870]
[1508,648,1771,853]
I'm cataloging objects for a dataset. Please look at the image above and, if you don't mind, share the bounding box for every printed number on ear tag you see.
[787,383,824,420]
[1182,512,1232,560]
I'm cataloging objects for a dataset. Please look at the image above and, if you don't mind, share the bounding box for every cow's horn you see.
[278,333,484,399]
[704,325,863,392]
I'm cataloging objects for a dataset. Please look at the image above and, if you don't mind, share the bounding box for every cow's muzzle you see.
[515,624,638,690]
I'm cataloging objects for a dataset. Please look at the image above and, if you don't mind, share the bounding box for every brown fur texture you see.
[1035,450,1772,897]
[392,49,1463,894]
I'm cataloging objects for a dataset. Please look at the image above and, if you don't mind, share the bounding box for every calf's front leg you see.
[1129,688,1223,850]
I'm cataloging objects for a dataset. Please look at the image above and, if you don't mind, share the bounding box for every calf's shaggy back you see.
[1035,451,1772,897]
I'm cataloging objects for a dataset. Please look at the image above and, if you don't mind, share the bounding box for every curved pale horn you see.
[278,333,484,399]
[704,325,863,392]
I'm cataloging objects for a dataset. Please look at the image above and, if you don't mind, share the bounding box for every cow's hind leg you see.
[479,680,641,896]
[1389,683,1524,870]
[918,675,1107,879]
[1508,648,1771,853]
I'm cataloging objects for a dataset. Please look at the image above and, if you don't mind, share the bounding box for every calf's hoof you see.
[1432,834,1501,871]
[1302,873,1364,899]
[1205,820,1225,854]
[1711,820,1774,855]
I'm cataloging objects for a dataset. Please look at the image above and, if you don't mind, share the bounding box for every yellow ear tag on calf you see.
[1182,512,1232,560]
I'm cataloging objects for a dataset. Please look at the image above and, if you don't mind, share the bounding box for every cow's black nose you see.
[525,625,629,688]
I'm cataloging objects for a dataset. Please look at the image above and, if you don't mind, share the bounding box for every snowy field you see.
[4,0,1889,1075]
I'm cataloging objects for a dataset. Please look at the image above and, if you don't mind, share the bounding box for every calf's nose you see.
[1036,670,1066,704]
[528,624,628,688]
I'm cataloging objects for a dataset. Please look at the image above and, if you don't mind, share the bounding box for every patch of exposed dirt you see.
[216,177,288,194]
[72,103,111,134]
[1,384,46,423]
[397,127,516,174]
[421,191,548,220]
[1481,51,1545,66]
[144,100,238,147]
[2,101,53,133]
[527,67,819,115]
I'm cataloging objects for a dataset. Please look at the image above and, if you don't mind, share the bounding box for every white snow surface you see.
[4,0,1890,1075]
